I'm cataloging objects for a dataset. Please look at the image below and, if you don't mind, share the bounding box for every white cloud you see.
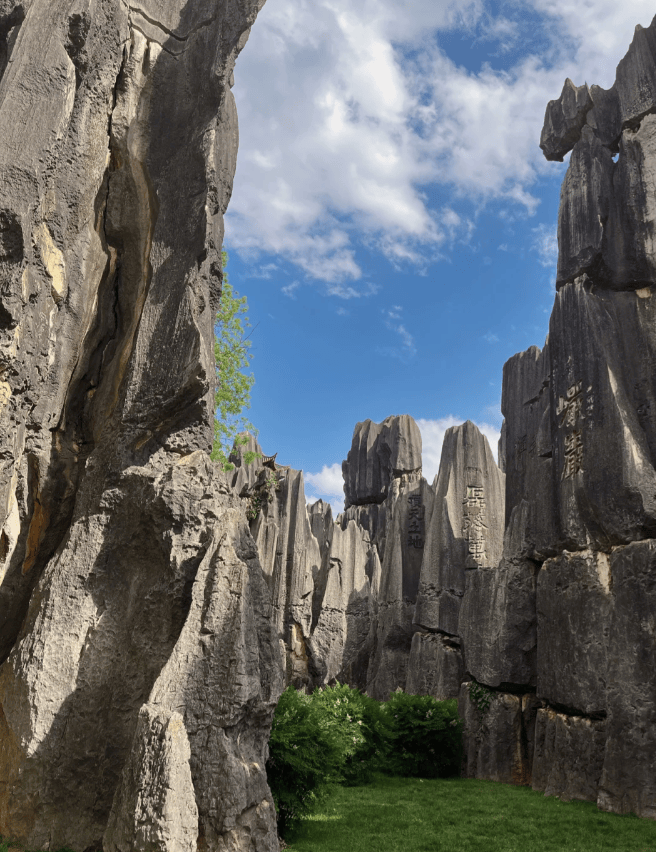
[417,416,501,482]
[305,462,345,516]
[281,280,300,298]
[228,0,654,285]
[483,331,499,343]
[532,222,558,268]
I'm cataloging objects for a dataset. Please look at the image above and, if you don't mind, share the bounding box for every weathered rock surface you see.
[366,475,434,699]
[540,79,593,162]
[405,632,463,700]
[532,709,606,804]
[462,15,656,819]
[549,280,656,550]
[501,344,556,561]
[250,466,319,687]
[414,421,505,638]
[0,1,281,849]
[309,519,380,688]
[0,453,282,852]
[104,705,199,852]
[342,415,422,508]
[599,540,656,818]
[543,16,656,289]
[536,550,611,716]
[459,684,539,786]
[460,555,538,689]
[230,432,266,496]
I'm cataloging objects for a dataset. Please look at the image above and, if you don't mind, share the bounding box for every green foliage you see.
[266,686,345,837]
[246,471,278,521]
[380,691,462,778]
[267,683,393,838]
[311,683,391,787]
[266,684,463,837]
[468,680,495,722]
[211,252,257,468]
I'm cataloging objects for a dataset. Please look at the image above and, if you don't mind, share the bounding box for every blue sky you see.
[223,0,655,513]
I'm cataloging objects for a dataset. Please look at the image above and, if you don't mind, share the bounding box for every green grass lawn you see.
[285,775,656,852]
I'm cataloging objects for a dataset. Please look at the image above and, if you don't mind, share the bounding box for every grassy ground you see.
[285,775,656,852]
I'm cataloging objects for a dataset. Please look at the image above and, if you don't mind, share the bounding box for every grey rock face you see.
[460,555,538,690]
[458,684,539,785]
[599,540,656,819]
[548,281,656,550]
[501,344,556,561]
[542,15,656,290]
[309,519,380,688]
[405,632,463,700]
[536,550,611,716]
[0,453,282,851]
[532,709,606,804]
[540,78,593,162]
[462,16,656,816]
[0,0,280,848]
[342,415,422,508]
[104,705,199,852]
[366,475,434,699]
[414,421,505,637]
[230,433,266,497]
[250,467,319,687]
[556,126,614,287]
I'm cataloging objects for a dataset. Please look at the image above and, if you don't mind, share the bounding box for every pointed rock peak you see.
[342,414,422,508]
[229,432,268,497]
[540,78,593,161]
[308,498,332,518]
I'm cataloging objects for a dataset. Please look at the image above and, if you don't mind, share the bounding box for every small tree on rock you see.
[211,251,257,468]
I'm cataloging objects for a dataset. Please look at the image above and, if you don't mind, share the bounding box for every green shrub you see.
[312,683,391,786]
[380,691,462,778]
[266,685,462,835]
[266,686,344,837]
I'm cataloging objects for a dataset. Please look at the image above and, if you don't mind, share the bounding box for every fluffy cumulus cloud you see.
[305,462,345,515]
[227,0,654,287]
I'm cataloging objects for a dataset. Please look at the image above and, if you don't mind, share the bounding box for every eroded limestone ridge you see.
[0,2,282,851]
[458,15,656,820]
[235,416,506,705]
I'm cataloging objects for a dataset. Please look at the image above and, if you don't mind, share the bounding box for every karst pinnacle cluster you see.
[0,2,656,850]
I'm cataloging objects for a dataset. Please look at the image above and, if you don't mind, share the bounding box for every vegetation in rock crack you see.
[266,685,460,839]
[211,250,258,469]
[468,679,494,721]
[246,471,279,520]
[283,775,656,852]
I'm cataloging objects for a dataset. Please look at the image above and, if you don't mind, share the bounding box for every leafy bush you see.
[312,683,391,786]
[266,686,344,837]
[380,691,462,778]
[266,685,463,836]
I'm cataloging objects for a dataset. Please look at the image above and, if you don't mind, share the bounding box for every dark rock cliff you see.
[459,15,656,820]
[0,2,282,851]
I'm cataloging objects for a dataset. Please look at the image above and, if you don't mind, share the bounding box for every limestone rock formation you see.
[342,415,422,508]
[460,15,656,821]
[414,421,505,636]
[249,463,318,686]
[309,519,380,688]
[367,475,435,699]
[241,415,506,703]
[0,2,282,850]
[542,16,656,289]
